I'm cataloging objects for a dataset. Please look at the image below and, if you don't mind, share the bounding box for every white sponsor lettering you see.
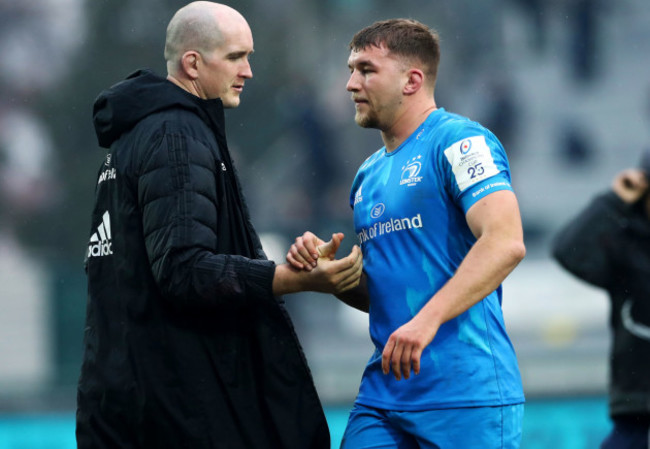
[357,214,423,244]
[98,168,116,185]
[471,181,511,198]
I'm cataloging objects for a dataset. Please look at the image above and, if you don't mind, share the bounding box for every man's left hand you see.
[381,317,437,380]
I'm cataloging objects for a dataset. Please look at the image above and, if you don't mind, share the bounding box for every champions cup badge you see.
[460,139,472,154]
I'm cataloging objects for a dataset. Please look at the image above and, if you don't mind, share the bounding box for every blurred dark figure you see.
[552,150,650,449]
[557,121,594,166]
[569,0,601,82]
[288,86,339,230]
[508,0,602,82]
[482,79,520,159]
[507,0,547,53]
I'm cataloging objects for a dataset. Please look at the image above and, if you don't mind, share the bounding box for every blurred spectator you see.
[0,105,60,247]
[481,78,520,158]
[281,82,341,230]
[552,150,650,448]
[506,0,548,52]
[569,0,601,82]
[557,121,594,167]
[507,0,603,82]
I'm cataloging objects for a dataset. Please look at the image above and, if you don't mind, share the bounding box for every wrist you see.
[272,263,303,296]
[415,299,445,330]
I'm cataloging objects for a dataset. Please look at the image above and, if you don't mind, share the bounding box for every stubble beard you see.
[355,110,379,129]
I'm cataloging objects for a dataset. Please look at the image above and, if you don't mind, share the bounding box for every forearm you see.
[155,250,276,308]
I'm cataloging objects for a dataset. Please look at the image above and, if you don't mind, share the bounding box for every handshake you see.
[273,231,363,296]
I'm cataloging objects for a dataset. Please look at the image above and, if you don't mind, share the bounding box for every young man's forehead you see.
[348,44,395,66]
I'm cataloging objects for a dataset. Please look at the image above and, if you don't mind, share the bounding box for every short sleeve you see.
[442,133,513,213]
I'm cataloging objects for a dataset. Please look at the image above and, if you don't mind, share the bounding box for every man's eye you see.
[228,53,247,61]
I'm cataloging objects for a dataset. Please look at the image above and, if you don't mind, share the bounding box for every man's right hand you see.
[273,242,363,296]
[287,231,344,271]
[612,169,649,204]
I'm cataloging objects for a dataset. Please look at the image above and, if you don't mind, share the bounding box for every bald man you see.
[77,2,359,447]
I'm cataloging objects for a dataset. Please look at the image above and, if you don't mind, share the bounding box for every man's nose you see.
[346,72,359,91]
[241,60,253,79]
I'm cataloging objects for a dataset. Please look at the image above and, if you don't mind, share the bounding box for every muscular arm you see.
[382,189,526,380]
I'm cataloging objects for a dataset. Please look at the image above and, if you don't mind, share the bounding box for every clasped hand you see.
[287,231,363,294]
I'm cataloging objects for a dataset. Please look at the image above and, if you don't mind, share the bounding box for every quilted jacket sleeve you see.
[136,126,276,310]
[551,191,626,290]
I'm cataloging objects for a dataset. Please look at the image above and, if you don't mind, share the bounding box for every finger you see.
[342,250,364,285]
[336,266,362,293]
[285,251,307,270]
[330,249,363,291]
[401,345,413,380]
[317,232,344,259]
[326,245,361,274]
[411,347,423,376]
[298,238,316,262]
[289,242,314,270]
[382,338,395,375]
[345,246,363,271]
[391,340,404,381]
[338,262,363,292]
[341,244,362,266]
[294,236,318,267]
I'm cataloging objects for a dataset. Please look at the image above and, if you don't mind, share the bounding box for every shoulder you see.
[136,108,210,140]
[432,111,498,149]
[135,108,217,158]
[126,109,219,176]
[358,146,386,171]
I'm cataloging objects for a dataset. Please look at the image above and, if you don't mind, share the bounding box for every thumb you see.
[317,233,344,259]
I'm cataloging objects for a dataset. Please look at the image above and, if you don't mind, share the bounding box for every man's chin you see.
[222,95,241,109]
[355,114,377,129]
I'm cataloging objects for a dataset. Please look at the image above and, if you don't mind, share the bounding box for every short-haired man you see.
[77,2,362,448]
[288,19,526,448]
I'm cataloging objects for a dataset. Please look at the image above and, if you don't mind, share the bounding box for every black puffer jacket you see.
[77,69,329,449]
[552,191,650,419]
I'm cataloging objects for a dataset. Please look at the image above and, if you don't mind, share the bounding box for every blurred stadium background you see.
[1,0,649,447]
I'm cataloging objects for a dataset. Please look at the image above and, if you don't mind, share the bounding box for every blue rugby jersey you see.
[350,108,524,410]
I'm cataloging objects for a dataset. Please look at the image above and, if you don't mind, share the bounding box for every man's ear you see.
[403,68,424,95]
[180,51,201,80]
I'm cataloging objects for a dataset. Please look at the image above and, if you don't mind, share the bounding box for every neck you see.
[167,74,203,98]
[382,101,437,152]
